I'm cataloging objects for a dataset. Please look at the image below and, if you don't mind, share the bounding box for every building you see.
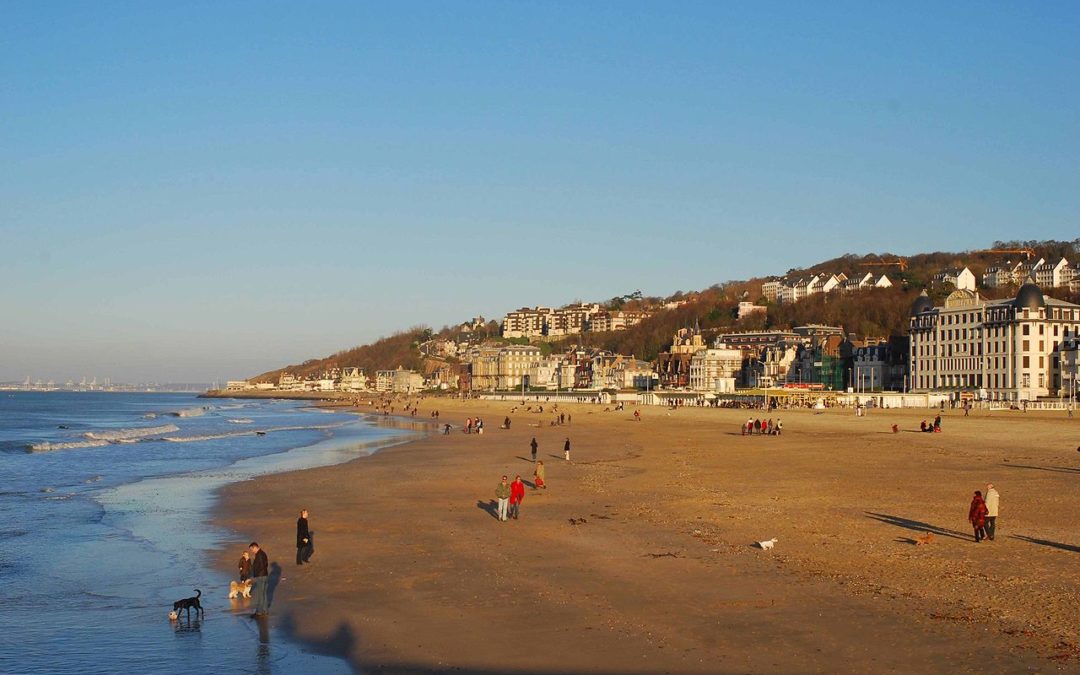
[743,343,799,388]
[501,307,552,339]
[852,336,909,392]
[338,367,367,391]
[374,370,397,393]
[760,279,782,302]
[587,310,650,332]
[547,303,602,337]
[1035,258,1075,289]
[390,368,425,394]
[496,345,543,389]
[982,261,1021,289]
[688,347,743,392]
[1057,335,1080,403]
[714,330,798,351]
[656,328,707,388]
[736,302,767,321]
[908,284,1080,401]
[933,267,976,292]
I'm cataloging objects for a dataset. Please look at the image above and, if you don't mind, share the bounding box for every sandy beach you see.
[213,398,1080,674]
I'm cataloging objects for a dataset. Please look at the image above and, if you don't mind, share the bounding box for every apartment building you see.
[933,267,976,292]
[688,347,743,392]
[908,285,1080,401]
[501,307,552,339]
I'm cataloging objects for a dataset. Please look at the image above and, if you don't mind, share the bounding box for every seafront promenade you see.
[212,397,1080,673]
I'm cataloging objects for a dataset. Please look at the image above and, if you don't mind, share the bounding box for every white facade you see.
[339,367,367,391]
[934,267,976,292]
[760,280,781,302]
[495,345,543,389]
[909,286,1080,401]
[1035,258,1074,288]
[502,307,551,339]
[736,302,767,320]
[688,347,743,392]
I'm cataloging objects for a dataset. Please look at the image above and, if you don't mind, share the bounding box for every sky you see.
[2,2,1078,383]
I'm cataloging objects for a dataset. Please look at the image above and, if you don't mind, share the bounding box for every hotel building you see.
[908,284,1080,401]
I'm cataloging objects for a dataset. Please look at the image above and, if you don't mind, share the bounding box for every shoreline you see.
[211,396,1080,673]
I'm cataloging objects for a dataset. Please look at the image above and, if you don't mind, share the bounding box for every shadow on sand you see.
[476,499,499,520]
[279,617,752,675]
[268,562,283,606]
[1000,463,1080,475]
[1010,534,1080,553]
[864,512,971,541]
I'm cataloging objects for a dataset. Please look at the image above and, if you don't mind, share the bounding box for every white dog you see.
[757,538,778,551]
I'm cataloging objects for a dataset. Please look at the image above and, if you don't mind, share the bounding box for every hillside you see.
[249,239,1079,380]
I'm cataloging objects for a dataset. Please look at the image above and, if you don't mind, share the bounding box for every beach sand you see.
[214,398,1080,673]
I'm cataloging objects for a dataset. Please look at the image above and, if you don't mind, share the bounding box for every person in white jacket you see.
[984,483,1000,541]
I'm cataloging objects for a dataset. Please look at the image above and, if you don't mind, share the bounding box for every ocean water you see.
[0,391,415,675]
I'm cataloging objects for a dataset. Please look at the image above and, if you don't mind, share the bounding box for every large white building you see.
[984,257,1076,289]
[908,284,1080,401]
[688,347,743,393]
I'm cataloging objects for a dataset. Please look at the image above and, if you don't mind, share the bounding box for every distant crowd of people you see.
[742,417,782,436]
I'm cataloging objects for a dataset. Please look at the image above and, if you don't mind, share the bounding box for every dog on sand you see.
[915,532,935,546]
[228,579,253,599]
[757,538,778,551]
[172,589,203,619]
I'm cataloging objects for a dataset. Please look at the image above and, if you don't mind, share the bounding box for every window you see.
[1023,356,1030,368]
[1023,324,1030,335]
[1023,340,1030,351]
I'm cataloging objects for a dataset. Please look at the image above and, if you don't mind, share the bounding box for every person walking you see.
[775,418,783,436]
[968,490,989,543]
[530,437,538,462]
[237,550,252,582]
[495,476,511,522]
[249,542,270,616]
[296,509,311,565]
[984,483,1000,541]
[564,437,571,462]
[533,460,546,490]
[509,475,525,520]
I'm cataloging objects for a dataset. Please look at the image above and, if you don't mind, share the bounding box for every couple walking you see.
[494,475,526,521]
[968,484,1000,542]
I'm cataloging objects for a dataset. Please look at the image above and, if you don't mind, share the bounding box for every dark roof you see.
[1014,282,1046,310]
[911,290,934,316]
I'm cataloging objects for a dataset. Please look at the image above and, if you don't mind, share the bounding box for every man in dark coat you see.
[249,542,270,616]
[296,509,311,565]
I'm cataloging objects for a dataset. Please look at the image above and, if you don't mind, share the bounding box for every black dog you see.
[172,589,203,619]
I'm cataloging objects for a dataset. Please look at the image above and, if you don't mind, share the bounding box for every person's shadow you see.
[268,562,283,606]
[476,500,499,519]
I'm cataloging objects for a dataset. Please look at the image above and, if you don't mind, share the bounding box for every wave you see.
[170,407,209,418]
[161,422,349,444]
[85,424,179,441]
[28,440,111,453]
[227,418,254,424]
[162,430,258,443]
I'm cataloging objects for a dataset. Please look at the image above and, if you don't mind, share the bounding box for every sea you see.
[0,391,416,675]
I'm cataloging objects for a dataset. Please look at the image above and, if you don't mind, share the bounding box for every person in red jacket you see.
[509,475,526,520]
[968,490,989,543]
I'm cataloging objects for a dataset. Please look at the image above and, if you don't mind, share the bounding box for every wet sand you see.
[214,399,1080,674]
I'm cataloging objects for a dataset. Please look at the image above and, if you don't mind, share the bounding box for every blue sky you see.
[2,2,1077,382]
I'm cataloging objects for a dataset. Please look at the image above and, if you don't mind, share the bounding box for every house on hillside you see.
[933,267,976,292]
